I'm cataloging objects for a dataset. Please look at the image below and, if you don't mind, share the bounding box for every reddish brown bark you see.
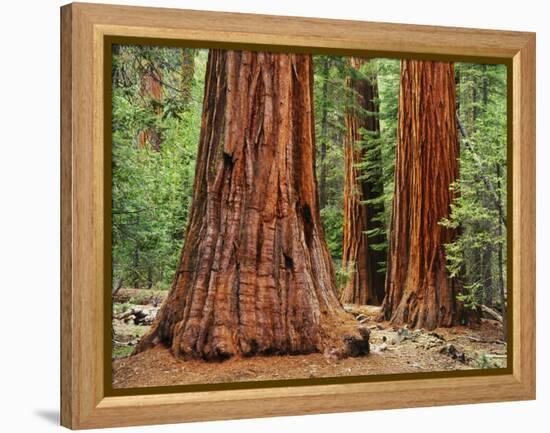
[380,60,459,330]
[340,58,386,306]
[138,68,163,151]
[134,50,369,360]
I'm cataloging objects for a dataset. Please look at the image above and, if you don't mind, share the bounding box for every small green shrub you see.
[112,344,134,358]
[336,261,355,291]
[476,352,498,369]
[113,302,132,316]
[457,282,482,311]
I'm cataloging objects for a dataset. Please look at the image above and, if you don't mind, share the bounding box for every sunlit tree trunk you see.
[135,50,369,360]
[340,57,386,306]
[381,60,459,329]
[496,162,507,338]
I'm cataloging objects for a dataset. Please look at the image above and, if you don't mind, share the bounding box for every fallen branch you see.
[480,304,503,323]
[112,279,123,296]
[113,339,137,346]
[115,309,136,321]
[466,335,506,345]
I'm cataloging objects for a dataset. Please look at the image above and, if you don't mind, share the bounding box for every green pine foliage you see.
[313,55,348,260]
[374,59,400,237]
[313,57,400,276]
[111,46,207,289]
[361,59,400,275]
[440,63,507,311]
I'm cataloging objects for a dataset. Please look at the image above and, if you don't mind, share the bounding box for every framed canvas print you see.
[60,2,536,429]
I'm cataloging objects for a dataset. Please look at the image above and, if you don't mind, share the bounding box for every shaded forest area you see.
[111,45,507,381]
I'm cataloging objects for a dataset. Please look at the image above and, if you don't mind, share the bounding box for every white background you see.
[0,0,546,431]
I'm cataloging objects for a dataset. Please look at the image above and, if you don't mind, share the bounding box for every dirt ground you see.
[112,289,507,389]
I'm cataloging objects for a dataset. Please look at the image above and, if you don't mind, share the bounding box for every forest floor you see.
[112,288,507,389]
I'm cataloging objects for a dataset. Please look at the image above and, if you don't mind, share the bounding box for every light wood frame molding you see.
[61,2,536,429]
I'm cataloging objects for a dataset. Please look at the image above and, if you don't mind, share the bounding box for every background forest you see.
[111,45,507,321]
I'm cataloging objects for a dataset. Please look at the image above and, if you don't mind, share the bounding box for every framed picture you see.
[61,2,536,429]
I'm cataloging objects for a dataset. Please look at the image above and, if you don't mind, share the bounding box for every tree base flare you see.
[133,314,370,362]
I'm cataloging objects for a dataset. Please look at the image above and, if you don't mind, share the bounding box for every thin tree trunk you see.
[319,58,330,209]
[481,246,493,305]
[468,73,483,292]
[132,245,140,288]
[132,214,141,288]
[112,278,124,296]
[496,162,507,339]
[181,48,195,109]
[381,60,459,329]
[482,64,488,107]
[135,50,369,360]
[340,57,386,305]
[472,85,478,129]
[147,266,153,290]
[480,66,493,306]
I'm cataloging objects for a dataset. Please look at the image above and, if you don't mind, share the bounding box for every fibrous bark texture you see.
[380,60,459,330]
[138,68,162,150]
[134,50,369,360]
[340,57,386,306]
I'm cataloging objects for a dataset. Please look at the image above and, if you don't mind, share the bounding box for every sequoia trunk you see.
[340,57,386,306]
[381,60,459,329]
[138,68,163,151]
[134,50,369,360]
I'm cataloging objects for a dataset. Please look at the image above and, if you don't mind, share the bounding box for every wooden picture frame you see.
[61,2,536,429]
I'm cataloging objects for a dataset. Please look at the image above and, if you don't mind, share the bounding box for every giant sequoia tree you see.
[340,58,386,306]
[137,67,163,151]
[381,60,459,329]
[134,50,369,360]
